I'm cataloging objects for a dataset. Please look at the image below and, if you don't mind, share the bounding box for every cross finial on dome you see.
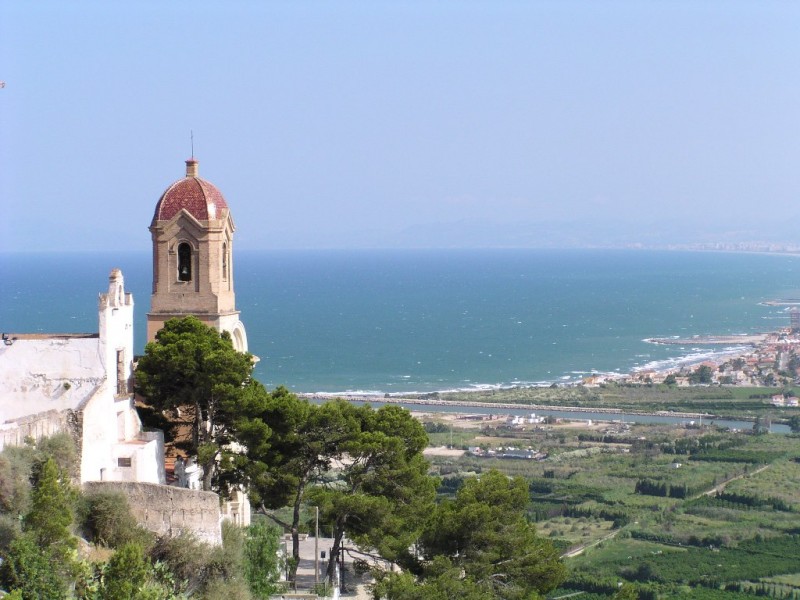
[185,130,199,177]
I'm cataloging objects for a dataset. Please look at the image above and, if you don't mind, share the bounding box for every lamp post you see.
[314,505,319,587]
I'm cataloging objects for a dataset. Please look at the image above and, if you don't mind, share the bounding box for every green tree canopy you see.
[102,542,150,600]
[0,433,77,519]
[24,457,76,553]
[612,583,640,600]
[689,365,714,385]
[135,316,255,491]
[0,447,36,518]
[244,519,283,599]
[0,533,68,599]
[1,455,77,597]
[310,404,437,581]
[401,470,566,600]
[236,389,359,580]
[372,556,496,600]
[788,414,800,433]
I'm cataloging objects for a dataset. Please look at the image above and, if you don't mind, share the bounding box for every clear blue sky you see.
[2,1,799,252]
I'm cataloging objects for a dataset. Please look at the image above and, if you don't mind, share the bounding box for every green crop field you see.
[421,411,800,599]
[412,383,800,424]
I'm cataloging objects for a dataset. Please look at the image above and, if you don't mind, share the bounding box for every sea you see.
[3,249,800,395]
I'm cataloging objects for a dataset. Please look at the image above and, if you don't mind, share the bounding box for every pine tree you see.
[24,457,75,552]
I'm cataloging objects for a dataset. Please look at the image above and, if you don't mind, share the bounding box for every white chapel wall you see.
[0,336,104,424]
[1,269,164,486]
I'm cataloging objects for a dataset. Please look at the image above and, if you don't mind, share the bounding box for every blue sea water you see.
[2,249,799,394]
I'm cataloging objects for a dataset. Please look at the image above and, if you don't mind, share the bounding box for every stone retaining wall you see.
[83,481,222,545]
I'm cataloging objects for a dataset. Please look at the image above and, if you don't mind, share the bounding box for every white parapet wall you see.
[0,334,104,424]
[0,409,72,451]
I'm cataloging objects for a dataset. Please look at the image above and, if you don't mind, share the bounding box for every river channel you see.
[306,396,791,434]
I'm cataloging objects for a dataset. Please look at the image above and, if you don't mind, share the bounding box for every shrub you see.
[36,433,79,481]
[141,560,185,599]
[244,519,282,598]
[150,532,213,595]
[0,513,21,553]
[0,533,68,599]
[149,523,265,598]
[201,578,253,600]
[206,521,247,584]
[103,542,150,600]
[24,457,76,553]
[83,490,152,549]
[200,579,253,600]
[0,446,36,516]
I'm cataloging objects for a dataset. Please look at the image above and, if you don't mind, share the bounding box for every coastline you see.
[300,331,775,397]
[6,250,794,396]
[300,324,797,423]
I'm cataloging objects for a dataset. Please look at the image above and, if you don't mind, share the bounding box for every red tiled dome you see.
[152,159,229,222]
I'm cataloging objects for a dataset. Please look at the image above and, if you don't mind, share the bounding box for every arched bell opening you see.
[177,242,192,282]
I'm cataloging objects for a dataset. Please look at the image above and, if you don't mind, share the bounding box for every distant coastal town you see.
[623,327,800,390]
[662,242,800,254]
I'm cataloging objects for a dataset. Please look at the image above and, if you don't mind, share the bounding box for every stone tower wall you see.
[147,160,246,351]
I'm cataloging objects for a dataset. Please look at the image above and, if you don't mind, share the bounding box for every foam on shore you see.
[632,345,752,374]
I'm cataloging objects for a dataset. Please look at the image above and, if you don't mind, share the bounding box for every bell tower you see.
[147,158,248,352]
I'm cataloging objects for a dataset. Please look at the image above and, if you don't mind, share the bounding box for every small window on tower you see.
[178,243,192,281]
[222,243,228,280]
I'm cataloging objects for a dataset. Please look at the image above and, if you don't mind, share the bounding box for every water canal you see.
[307,396,791,434]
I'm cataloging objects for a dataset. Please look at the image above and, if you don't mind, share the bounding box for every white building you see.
[0,269,165,484]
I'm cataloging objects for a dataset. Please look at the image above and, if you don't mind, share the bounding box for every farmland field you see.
[421,411,800,598]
